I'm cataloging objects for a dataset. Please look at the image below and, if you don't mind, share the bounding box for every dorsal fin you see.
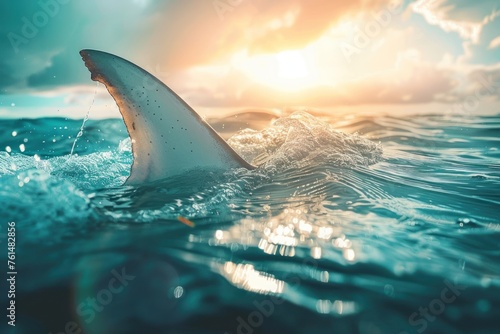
[80,49,254,185]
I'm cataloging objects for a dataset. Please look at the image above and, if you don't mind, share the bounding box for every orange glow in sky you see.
[232,49,317,92]
[1,0,499,118]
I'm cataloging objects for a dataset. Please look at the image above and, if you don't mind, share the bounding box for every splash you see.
[70,82,98,156]
[0,112,384,226]
[228,111,382,172]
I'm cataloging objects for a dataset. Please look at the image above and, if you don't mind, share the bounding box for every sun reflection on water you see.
[220,261,285,295]
[211,206,358,264]
[209,206,360,304]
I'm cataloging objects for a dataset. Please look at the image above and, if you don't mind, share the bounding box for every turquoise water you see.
[0,110,499,334]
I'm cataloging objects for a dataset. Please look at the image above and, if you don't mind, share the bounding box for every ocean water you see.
[0,110,499,334]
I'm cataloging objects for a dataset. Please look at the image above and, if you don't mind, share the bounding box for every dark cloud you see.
[0,61,17,91]
[27,51,87,88]
[0,0,158,93]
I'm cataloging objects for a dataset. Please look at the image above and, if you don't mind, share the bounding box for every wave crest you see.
[228,111,382,172]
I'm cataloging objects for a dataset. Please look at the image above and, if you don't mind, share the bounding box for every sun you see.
[230,48,317,92]
[275,50,309,79]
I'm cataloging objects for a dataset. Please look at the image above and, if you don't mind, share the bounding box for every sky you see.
[0,0,499,119]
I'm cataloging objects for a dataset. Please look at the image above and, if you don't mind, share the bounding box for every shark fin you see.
[80,49,254,185]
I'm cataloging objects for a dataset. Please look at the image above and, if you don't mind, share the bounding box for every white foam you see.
[228,111,382,172]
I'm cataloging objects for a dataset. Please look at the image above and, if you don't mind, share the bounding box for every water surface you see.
[0,110,499,334]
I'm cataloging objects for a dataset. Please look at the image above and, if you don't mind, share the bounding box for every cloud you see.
[412,0,500,43]
[171,32,500,110]
[0,0,396,92]
[489,36,500,49]
[27,51,88,88]
[142,0,393,68]
[0,0,160,93]
[461,67,500,98]
[0,61,17,92]
[244,0,391,53]
[175,58,460,108]
[456,10,500,64]
[1,0,499,117]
